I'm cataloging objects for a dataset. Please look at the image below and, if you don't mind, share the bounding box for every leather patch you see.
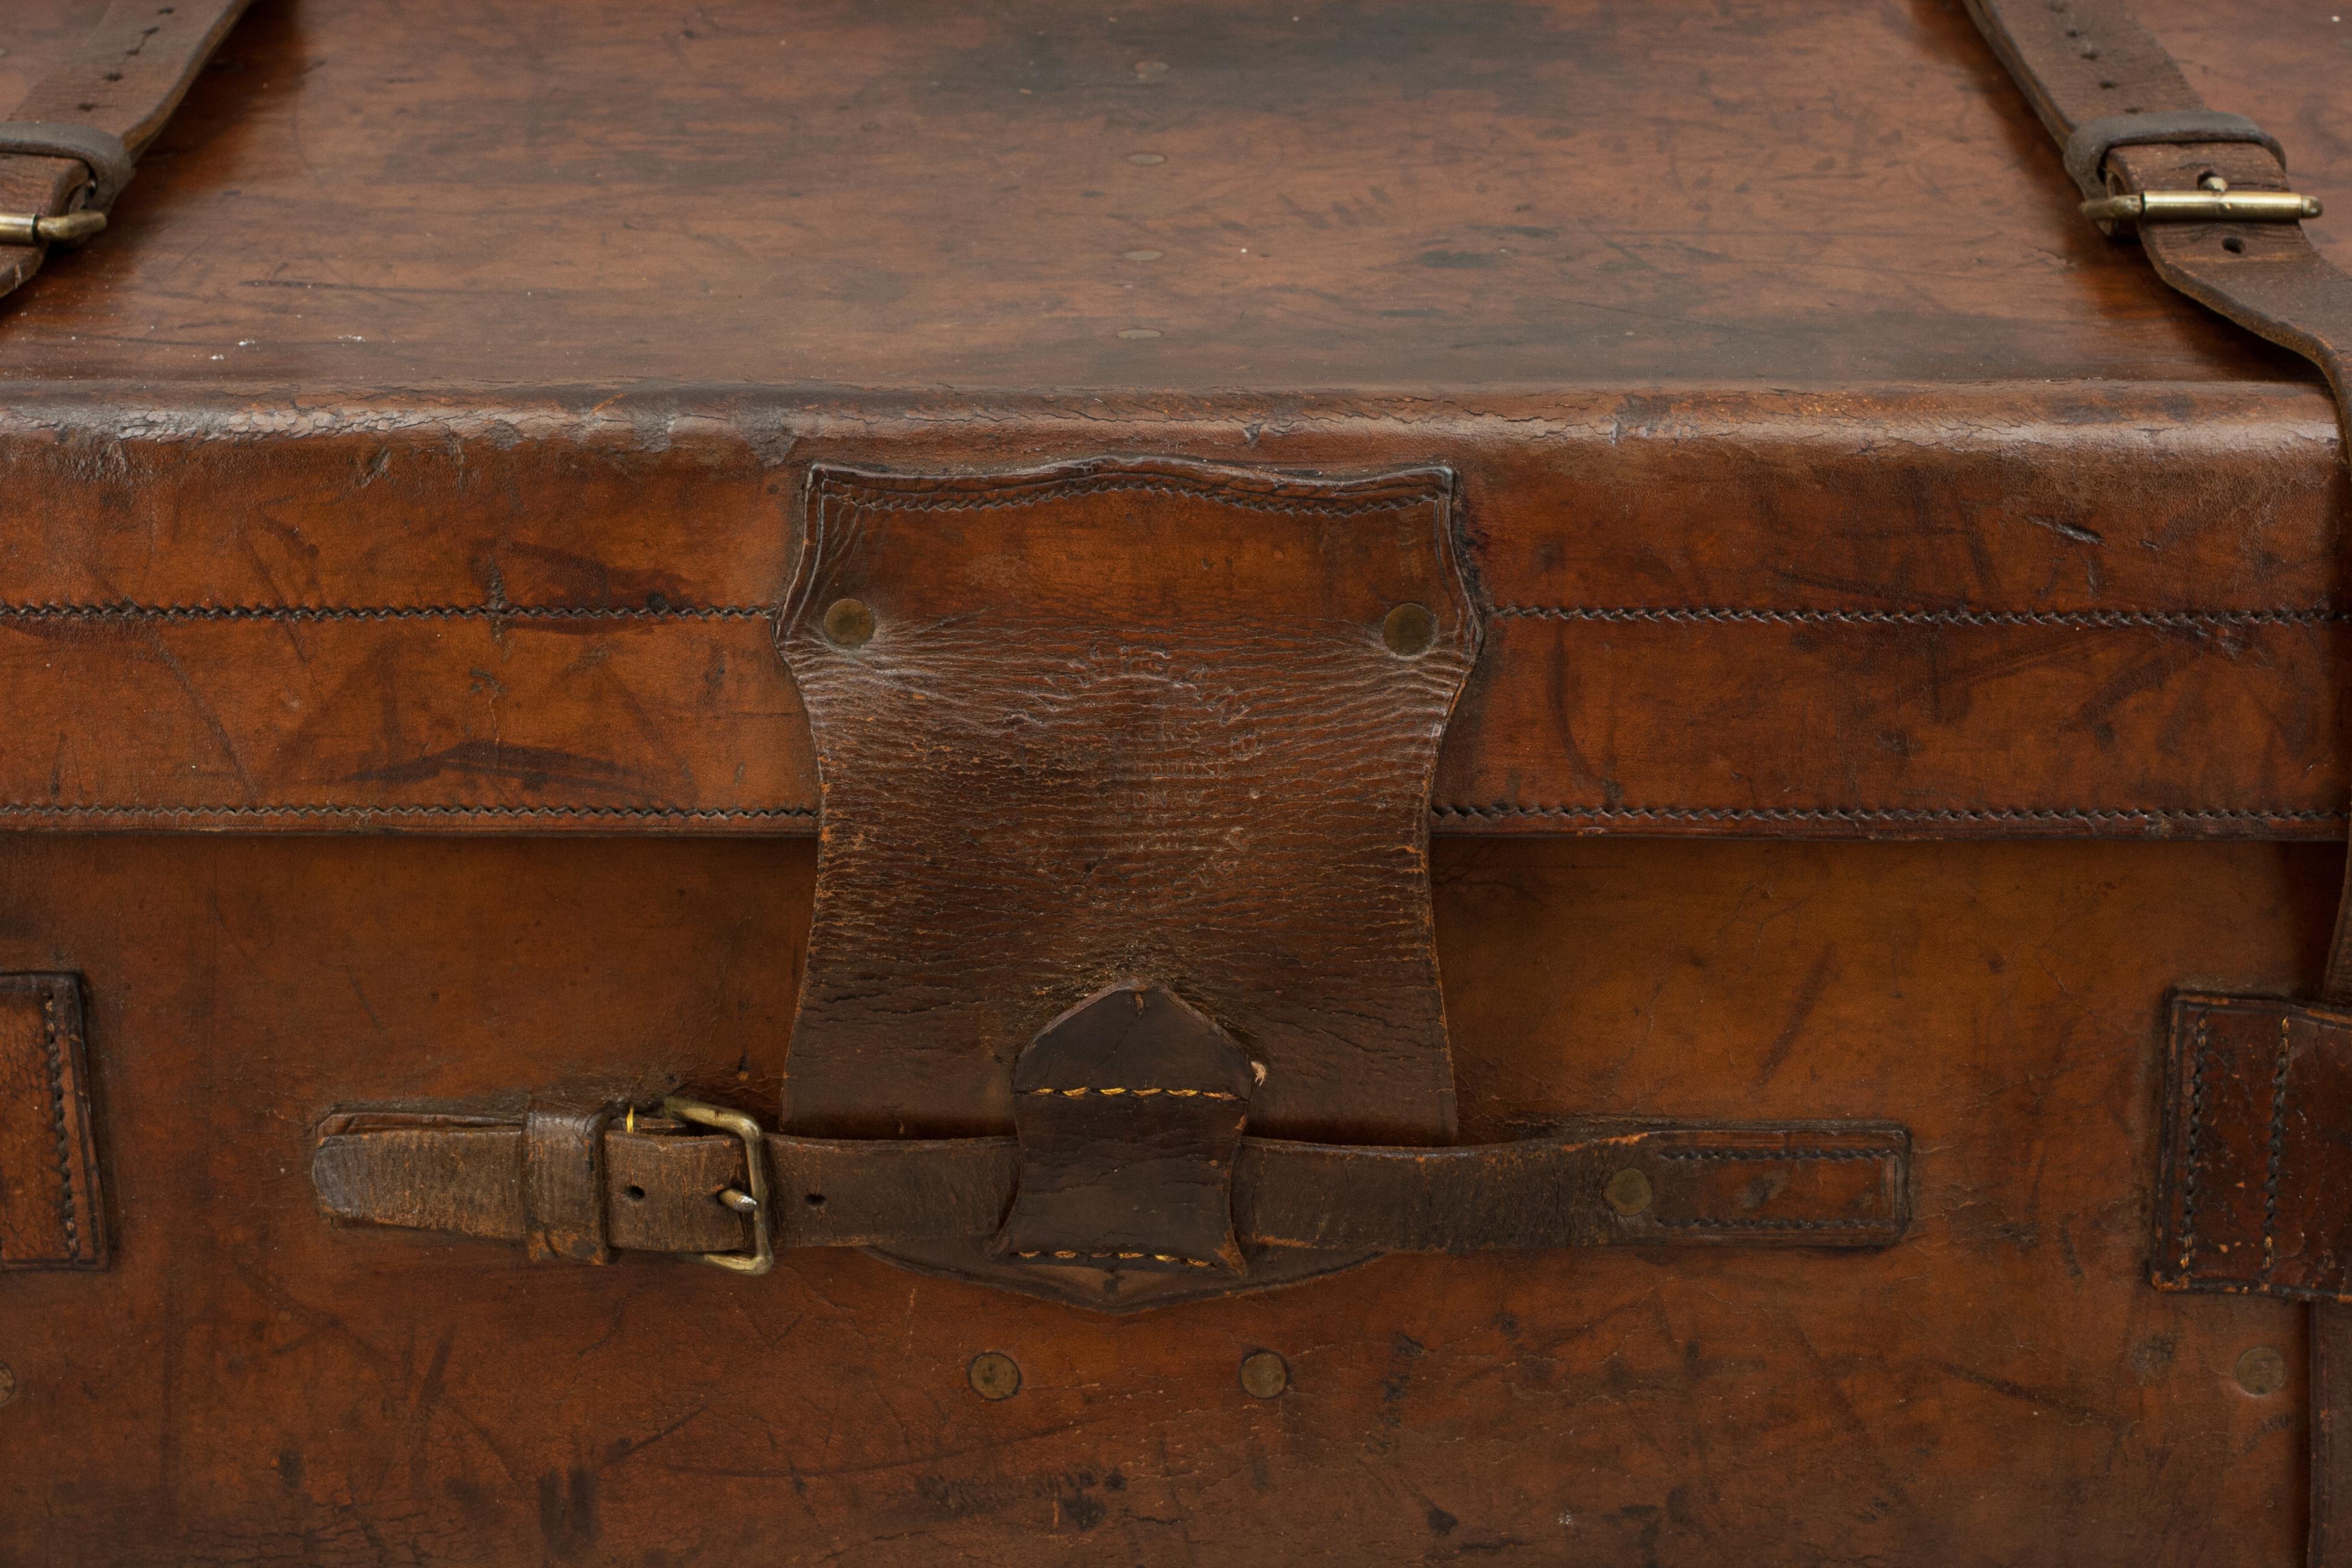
[2153,992,2352,1302]
[0,973,105,1270]
[994,982,1254,1276]
[777,456,1477,1307]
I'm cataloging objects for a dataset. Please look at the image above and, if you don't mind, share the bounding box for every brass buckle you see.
[660,1096,774,1276]
[2081,184,2321,225]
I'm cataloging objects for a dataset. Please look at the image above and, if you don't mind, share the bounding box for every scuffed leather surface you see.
[0,832,2314,1563]
[0,388,2341,836]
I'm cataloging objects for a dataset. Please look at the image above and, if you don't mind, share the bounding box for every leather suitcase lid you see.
[0,0,2343,838]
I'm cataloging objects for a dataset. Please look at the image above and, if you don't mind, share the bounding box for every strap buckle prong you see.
[0,211,106,247]
[2082,180,2322,226]
[661,1096,775,1276]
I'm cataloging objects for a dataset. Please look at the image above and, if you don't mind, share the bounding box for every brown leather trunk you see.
[2,1,2350,1563]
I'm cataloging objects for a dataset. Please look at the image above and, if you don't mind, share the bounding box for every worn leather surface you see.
[312,1106,1910,1263]
[520,1099,613,1266]
[0,833,2316,1564]
[0,5,2341,837]
[777,458,1476,1149]
[0,972,102,1269]
[2,0,2349,390]
[993,983,1256,1278]
[0,0,251,300]
[2153,993,2352,1304]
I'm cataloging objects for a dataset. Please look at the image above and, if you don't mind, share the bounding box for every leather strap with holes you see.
[0,0,255,302]
[310,1107,1912,1261]
[1965,5,2352,1566]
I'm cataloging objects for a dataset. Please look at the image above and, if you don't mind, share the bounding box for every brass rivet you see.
[1604,1167,1653,1217]
[1239,1350,1289,1399]
[0,1363,14,1406]
[1382,603,1437,658]
[968,1351,1022,1400]
[822,597,875,648]
[2236,1345,2288,1397]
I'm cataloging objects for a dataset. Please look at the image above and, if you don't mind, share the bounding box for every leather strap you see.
[313,1109,1911,1260]
[1965,7,2352,1564]
[0,0,256,301]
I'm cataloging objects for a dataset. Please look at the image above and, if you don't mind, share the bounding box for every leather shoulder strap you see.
[1967,0,2352,988]
[0,0,255,302]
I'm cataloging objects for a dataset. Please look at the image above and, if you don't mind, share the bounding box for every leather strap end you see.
[0,123,135,210]
[2061,110,2284,201]
[522,1100,616,1265]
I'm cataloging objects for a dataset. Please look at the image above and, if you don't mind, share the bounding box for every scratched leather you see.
[775,458,1480,1148]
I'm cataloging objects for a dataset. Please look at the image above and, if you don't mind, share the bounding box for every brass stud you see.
[2235,1345,2288,1397]
[822,596,875,648]
[967,1351,1022,1400]
[1382,603,1437,658]
[1239,1350,1289,1399]
[1604,1167,1653,1217]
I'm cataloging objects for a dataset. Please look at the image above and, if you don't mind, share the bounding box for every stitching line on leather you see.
[1494,605,2347,629]
[0,803,814,821]
[1011,1248,1214,1267]
[0,803,2328,828]
[1431,805,2347,826]
[1024,1086,1239,1099]
[818,475,1440,519]
[2263,1014,2292,1283]
[0,603,776,623]
[1658,1148,1887,1161]
[2181,1009,2210,1273]
[42,987,78,1256]
[1658,1218,1889,1230]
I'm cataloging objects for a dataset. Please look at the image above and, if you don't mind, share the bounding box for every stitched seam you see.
[2181,1011,2210,1272]
[0,803,814,820]
[1658,1148,1888,1161]
[42,990,77,1255]
[1656,1218,1890,1230]
[0,602,776,624]
[820,476,1436,520]
[1011,1248,1214,1267]
[1024,1086,1238,1100]
[1431,804,2347,825]
[2263,1015,2292,1284]
[1492,604,2347,630]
